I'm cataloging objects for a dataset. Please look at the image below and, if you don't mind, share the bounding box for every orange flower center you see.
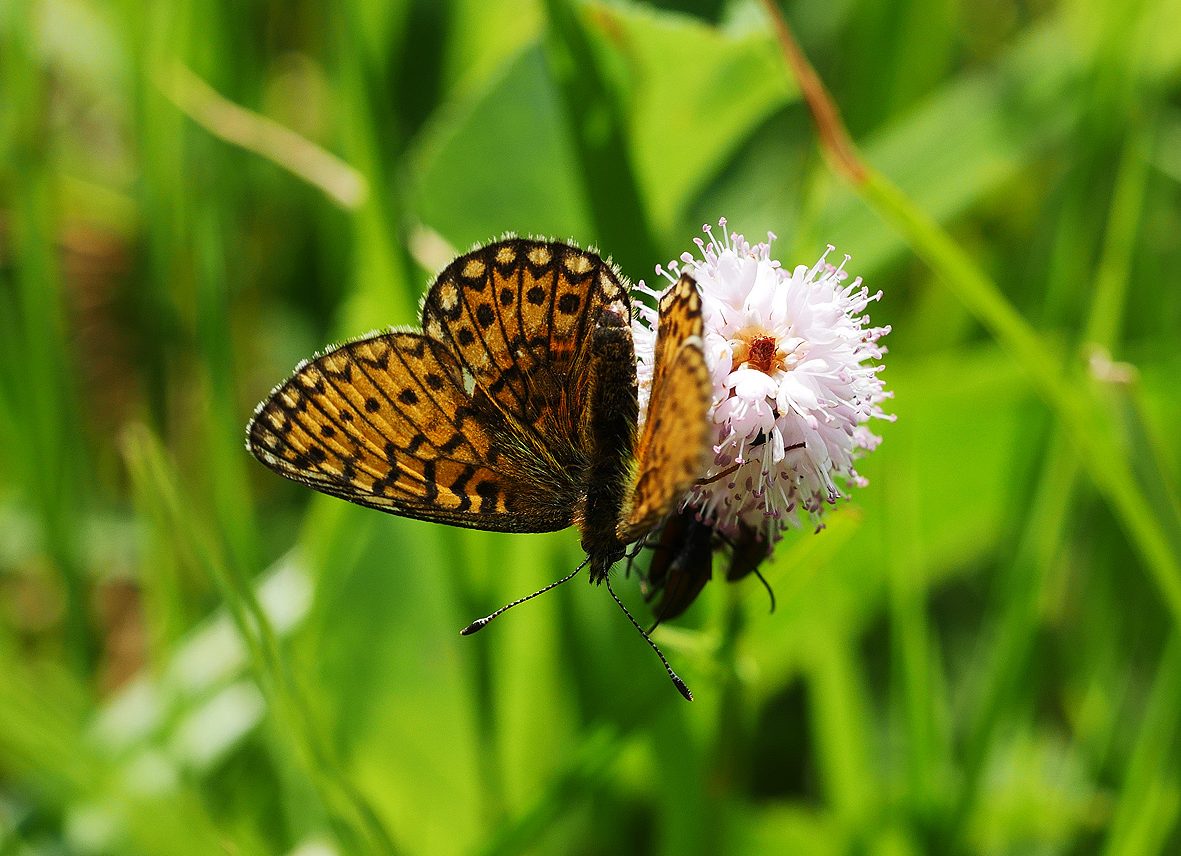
[747,336,777,373]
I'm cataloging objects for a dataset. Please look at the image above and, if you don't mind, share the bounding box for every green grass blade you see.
[541,0,660,273]
[120,424,399,855]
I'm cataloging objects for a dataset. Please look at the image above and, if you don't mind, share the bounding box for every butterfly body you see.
[578,305,639,581]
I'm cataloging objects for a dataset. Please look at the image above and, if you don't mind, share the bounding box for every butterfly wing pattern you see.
[248,239,635,539]
[248,238,713,698]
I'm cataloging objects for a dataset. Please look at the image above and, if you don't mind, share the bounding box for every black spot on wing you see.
[451,465,476,512]
[475,479,499,512]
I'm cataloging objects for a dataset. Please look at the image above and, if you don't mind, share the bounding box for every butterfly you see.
[639,510,775,628]
[246,238,713,699]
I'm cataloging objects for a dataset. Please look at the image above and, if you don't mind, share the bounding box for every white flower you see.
[633,219,894,545]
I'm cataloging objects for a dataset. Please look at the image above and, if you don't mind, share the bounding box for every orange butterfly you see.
[248,238,712,698]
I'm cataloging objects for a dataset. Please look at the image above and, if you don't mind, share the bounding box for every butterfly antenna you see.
[605,575,693,701]
[460,557,589,636]
[752,568,777,614]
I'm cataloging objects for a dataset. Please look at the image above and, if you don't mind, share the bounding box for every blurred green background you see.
[3,0,1181,853]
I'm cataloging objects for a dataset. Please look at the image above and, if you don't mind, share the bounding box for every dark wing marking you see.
[246,331,578,533]
[420,239,631,464]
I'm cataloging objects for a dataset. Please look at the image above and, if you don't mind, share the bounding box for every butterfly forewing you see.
[421,239,630,452]
[618,274,713,542]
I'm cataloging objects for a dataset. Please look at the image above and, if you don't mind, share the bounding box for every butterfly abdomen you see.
[579,305,639,582]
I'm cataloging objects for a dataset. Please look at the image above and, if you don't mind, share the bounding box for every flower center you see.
[747,336,777,373]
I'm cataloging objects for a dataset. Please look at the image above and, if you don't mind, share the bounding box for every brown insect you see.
[247,238,712,699]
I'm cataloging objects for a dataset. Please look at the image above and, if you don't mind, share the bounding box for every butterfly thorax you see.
[577,306,639,582]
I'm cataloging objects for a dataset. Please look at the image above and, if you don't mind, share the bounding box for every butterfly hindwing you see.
[618,274,713,542]
[247,330,577,533]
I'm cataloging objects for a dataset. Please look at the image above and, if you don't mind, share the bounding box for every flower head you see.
[634,219,893,546]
